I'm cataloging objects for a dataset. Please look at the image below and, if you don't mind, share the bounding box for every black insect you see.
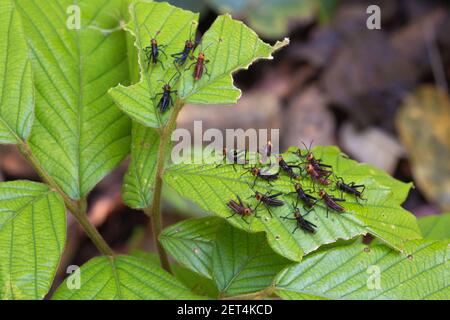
[281,206,317,234]
[143,28,167,69]
[317,189,346,216]
[155,74,179,113]
[171,21,197,67]
[294,141,332,173]
[335,177,366,201]
[290,183,316,209]
[226,195,254,224]
[242,167,279,188]
[251,191,284,217]
[276,155,301,180]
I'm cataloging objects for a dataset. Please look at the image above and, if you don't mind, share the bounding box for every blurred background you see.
[1,0,449,295]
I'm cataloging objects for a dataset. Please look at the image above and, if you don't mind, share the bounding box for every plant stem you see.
[145,99,184,274]
[18,141,114,256]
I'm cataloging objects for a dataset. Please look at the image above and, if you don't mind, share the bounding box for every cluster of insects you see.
[141,22,213,113]
[225,142,367,235]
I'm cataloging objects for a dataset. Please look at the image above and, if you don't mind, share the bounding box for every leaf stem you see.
[18,141,114,256]
[144,99,184,274]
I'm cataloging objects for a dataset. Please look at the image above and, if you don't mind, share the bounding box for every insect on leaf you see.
[109,1,200,128]
[0,181,66,300]
[15,0,132,199]
[52,255,205,300]
[122,123,160,208]
[275,240,450,300]
[164,146,421,262]
[419,213,450,240]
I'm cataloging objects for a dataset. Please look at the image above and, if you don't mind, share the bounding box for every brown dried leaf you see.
[397,86,450,210]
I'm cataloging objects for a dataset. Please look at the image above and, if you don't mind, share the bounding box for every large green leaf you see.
[161,217,291,296]
[109,1,288,128]
[419,213,450,240]
[0,181,66,300]
[131,250,219,298]
[109,1,199,128]
[16,0,131,199]
[164,146,421,262]
[0,0,34,144]
[53,255,203,300]
[275,240,450,300]
[161,216,220,279]
[177,14,288,104]
[212,221,291,296]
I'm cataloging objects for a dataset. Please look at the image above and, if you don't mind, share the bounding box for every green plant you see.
[0,0,448,300]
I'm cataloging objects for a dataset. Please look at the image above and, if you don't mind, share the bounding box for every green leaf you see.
[109,1,288,128]
[275,240,450,300]
[164,146,421,262]
[0,0,34,144]
[419,213,450,240]
[178,14,289,104]
[109,1,199,128]
[161,217,291,296]
[212,221,291,296]
[122,123,159,208]
[0,181,66,300]
[53,255,204,300]
[16,0,131,199]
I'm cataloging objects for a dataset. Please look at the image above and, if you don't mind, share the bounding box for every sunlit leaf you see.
[275,240,450,300]
[164,146,421,262]
[161,216,291,296]
[419,213,450,240]
[53,255,203,300]
[109,1,288,128]
[16,0,131,199]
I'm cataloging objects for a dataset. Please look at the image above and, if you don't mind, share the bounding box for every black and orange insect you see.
[172,21,197,66]
[227,195,254,224]
[142,29,167,69]
[155,74,179,113]
[276,155,301,180]
[290,183,316,209]
[242,167,279,188]
[335,177,366,201]
[251,191,284,217]
[317,189,346,216]
[187,43,214,81]
[306,164,331,186]
[281,206,317,234]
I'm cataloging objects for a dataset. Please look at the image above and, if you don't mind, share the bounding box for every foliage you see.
[0,0,447,301]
